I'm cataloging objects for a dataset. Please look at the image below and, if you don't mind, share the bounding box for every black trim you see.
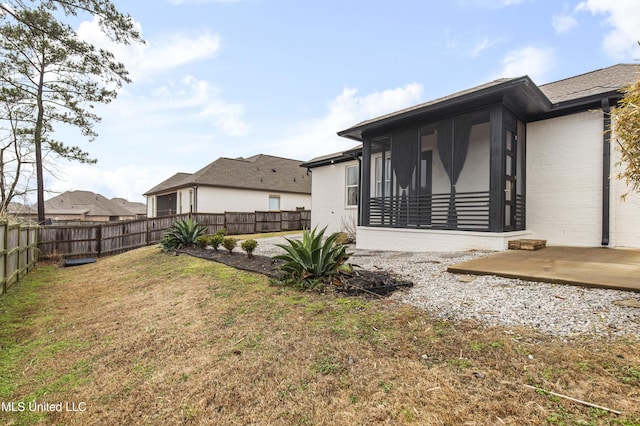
[601,98,611,246]
[338,77,551,141]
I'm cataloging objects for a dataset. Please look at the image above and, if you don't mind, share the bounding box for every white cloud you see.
[470,36,502,57]
[265,83,424,160]
[576,0,640,60]
[104,74,249,139]
[552,13,578,34]
[76,17,221,80]
[494,46,555,83]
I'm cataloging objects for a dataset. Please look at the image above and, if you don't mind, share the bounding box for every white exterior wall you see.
[611,119,640,248]
[310,161,358,233]
[527,111,603,246]
[357,227,532,252]
[527,110,640,248]
[197,187,310,213]
[147,187,310,217]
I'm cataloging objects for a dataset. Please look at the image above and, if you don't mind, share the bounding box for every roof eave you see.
[337,77,551,141]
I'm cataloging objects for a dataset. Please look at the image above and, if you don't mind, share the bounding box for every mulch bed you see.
[179,247,413,297]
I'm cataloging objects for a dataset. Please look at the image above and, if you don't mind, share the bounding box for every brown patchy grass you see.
[0,246,639,425]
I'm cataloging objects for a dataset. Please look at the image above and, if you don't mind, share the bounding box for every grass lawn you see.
[0,245,639,425]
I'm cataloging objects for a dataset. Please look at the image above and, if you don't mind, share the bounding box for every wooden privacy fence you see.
[0,221,38,295]
[39,210,311,259]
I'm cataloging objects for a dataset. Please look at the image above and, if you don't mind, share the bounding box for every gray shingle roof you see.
[45,191,136,217]
[540,64,639,104]
[144,172,192,196]
[111,198,147,216]
[144,154,311,195]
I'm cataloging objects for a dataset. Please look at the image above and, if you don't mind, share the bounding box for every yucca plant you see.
[160,218,208,251]
[273,226,352,285]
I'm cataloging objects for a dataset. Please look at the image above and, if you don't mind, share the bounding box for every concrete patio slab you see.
[448,246,640,292]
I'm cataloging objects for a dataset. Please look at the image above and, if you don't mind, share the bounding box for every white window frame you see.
[268,195,281,211]
[374,156,392,197]
[345,165,359,207]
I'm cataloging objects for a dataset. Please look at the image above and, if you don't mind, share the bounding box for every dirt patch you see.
[180,247,413,296]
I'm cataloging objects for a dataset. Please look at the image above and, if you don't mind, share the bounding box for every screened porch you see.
[359,106,525,233]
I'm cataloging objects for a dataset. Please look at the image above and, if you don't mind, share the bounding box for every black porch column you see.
[361,140,371,226]
[489,105,504,232]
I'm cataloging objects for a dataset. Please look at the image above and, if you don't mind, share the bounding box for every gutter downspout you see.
[192,185,198,214]
[352,153,362,227]
[601,98,611,246]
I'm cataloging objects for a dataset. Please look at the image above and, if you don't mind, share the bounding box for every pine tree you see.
[0,1,143,222]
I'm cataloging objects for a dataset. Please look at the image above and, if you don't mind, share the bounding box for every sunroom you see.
[338,77,551,251]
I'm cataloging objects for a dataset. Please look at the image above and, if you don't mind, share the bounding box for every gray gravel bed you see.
[253,234,640,339]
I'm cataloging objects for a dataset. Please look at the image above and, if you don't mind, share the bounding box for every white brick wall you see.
[310,161,358,233]
[357,227,532,252]
[527,111,605,246]
[611,122,640,248]
[527,110,640,248]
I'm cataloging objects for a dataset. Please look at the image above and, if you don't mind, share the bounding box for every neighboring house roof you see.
[111,198,147,216]
[144,172,192,196]
[338,64,638,141]
[45,191,136,217]
[144,154,312,196]
[4,202,37,216]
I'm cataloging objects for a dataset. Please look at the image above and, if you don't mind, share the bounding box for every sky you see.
[38,0,640,203]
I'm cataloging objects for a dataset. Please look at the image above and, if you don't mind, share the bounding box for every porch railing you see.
[367,191,491,231]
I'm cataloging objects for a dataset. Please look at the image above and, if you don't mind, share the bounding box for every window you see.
[269,195,280,211]
[374,156,391,197]
[346,165,359,207]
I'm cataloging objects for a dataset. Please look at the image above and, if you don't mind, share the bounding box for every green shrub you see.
[195,235,209,248]
[222,236,237,254]
[273,226,351,288]
[241,239,258,258]
[210,234,224,251]
[160,218,207,251]
[215,227,227,236]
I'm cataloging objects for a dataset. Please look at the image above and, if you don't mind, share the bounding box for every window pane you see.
[269,196,280,211]
[347,187,357,206]
[346,165,358,206]
[346,165,358,185]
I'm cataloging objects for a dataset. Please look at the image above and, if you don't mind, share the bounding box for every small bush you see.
[195,235,209,248]
[215,227,227,236]
[241,239,258,258]
[222,236,237,254]
[210,234,224,251]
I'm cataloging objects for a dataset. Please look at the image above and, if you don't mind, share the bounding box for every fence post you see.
[17,222,21,280]
[97,224,102,256]
[2,222,6,295]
